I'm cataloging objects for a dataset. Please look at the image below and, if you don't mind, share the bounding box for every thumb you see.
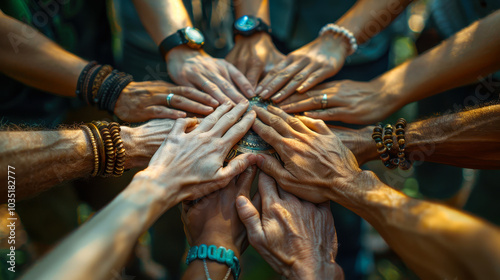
[236,196,265,246]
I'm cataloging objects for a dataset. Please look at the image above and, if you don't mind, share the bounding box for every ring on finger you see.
[321,93,328,109]
[201,80,210,89]
[166,93,174,108]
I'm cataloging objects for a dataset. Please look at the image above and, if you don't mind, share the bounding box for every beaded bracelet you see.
[94,121,116,177]
[91,65,113,103]
[108,122,126,177]
[395,118,412,170]
[186,245,241,280]
[372,118,412,170]
[319,23,358,55]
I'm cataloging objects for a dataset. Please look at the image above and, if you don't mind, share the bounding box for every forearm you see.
[375,10,500,106]
[0,130,92,200]
[336,0,412,44]
[404,104,500,169]
[0,126,152,201]
[0,11,86,97]
[346,171,500,280]
[131,0,192,45]
[21,177,176,280]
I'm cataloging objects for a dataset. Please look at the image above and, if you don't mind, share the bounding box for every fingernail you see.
[304,112,314,116]
[179,112,187,118]
[255,86,263,93]
[240,99,249,105]
[297,85,304,92]
[236,196,247,207]
[261,89,269,97]
[271,92,282,102]
[211,100,219,106]
[281,105,289,110]
[248,89,255,97]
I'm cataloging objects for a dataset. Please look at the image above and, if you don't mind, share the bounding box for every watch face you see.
[184,27,204,44]
[235,15,258,32]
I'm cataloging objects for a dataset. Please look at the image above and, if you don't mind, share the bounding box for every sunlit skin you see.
[132,0,255,105]
[250,105,500,279]
[254,0,413,102]
[20,102,259,280]
[280,10,500,124]
[0,119,179,201]
[0,11,215,122]
[329,103,500,169]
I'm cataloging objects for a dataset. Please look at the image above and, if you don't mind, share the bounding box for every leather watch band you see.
[159,30,185,58]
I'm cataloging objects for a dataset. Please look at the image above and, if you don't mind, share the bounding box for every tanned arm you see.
[0,10,86,96]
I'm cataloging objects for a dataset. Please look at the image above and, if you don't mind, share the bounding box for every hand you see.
[256,35,348,103]
[236,172,344,280]
[279,79,400,125]
[166,47,255,104]
[226,33,285,87]
[251,105,363,205]
[137,101,257,205]
[181,166,258,256]
[114,81,219,122]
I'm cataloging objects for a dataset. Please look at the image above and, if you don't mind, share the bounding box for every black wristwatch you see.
[159,27,205,58]
[233,15,271,37]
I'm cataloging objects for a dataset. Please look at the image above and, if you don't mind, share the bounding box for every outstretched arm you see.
[0,119,176,202]
[281,9,500,124]
[0,10,86,96]
[331,103,500,168]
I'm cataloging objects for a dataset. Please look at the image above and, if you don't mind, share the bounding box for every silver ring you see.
[166,93,174,107]
[201,80,210,89]
[321,93,328,109]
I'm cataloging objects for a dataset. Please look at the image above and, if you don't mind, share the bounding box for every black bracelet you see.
[76,61,98,102]
[96,70,121,110]
[107,74,133,114]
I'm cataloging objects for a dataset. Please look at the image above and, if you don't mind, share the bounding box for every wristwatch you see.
[233,15,271,37]
[159,27,205,58]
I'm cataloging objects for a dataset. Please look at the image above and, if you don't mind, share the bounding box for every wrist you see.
[234,32,271,44]
[165,45,204,62]
[289,259,340,280]
[120,126,146,169]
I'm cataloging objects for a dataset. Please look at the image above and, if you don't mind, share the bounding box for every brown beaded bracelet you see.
[81,125,99,177]
[94,121,116,177]
[372,119,412,170]
[91,65,113,103]
[108,122,126,177]
[395,118,412,170]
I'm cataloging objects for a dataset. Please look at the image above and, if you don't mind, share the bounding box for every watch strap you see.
[233,17,272,37]
[159,30,185,58]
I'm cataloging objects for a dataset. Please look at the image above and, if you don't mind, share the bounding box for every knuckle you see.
[292,73,306,81]
[223,113,237,122]
[286,116,300,126]
[312,95,322,105]
[205,115,218,125]
[269,116,282,126]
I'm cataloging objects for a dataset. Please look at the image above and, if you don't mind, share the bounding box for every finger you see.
[281,92,346,113]
[236,165,258,198]
[296,68,336,93]
[253,106,295,137]
[270,64,320,103]
[236,196,265,247]
[204,71,247,104]
[195,102,233,132]
[245,63,264,88]
[279,88,323,106]
[251,118,283,148]
[210,100,250,138]
[267,105,309,134]
[304,107,350,122]
[259,59,310,100]
[144,105,186,119]
[296,115,331,134]
[170,87,219,107]
[227,62,255,98]
[255,57,292,95]
[170,118,199,135]
[158,93,215,116]
[257,171,279,209]
[190,74,233,105]
[255,154,290,185]
[222,110,256,145]
[218,153,258,180]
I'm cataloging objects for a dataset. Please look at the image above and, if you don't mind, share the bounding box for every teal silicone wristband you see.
[186,244,240,280]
